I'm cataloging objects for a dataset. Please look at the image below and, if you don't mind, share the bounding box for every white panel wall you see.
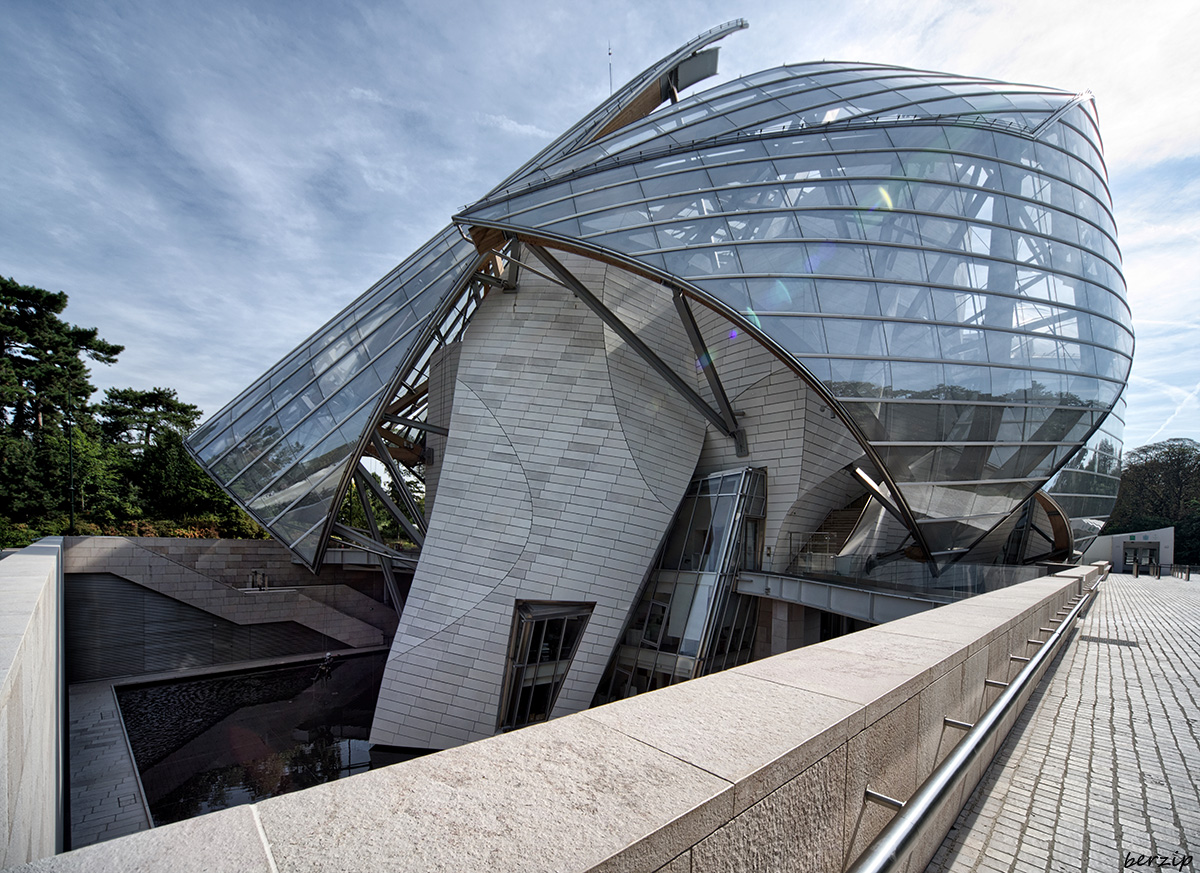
[691,308,868,573]
[370,253,706,749]
[0,540,63,865]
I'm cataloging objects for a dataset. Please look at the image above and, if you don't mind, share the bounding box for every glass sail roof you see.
[189,22,1131,571]
[186,22,753,570]
[457,63,1131,563]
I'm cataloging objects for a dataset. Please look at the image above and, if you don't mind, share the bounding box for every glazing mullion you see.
[197,249,469,463]
[192,228,466,452]
[243,268,487,509]
[208,310,432,479]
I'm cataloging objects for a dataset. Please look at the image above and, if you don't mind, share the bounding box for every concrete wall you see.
[370,253,707,749]
[1083,526,1175,568]
[28,566,1100,873]
[64,537,388,648]
[0,539,63,866]
[125,537,392,597]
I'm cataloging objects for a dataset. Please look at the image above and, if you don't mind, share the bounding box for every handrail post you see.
[844,585,1093,873]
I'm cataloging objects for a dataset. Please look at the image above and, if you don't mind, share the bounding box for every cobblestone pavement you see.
[927,573,1200,872]
[68,682,151,848]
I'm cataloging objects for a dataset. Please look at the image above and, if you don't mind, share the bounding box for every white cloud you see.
[474,112,554,139]
[1,0,1195,454]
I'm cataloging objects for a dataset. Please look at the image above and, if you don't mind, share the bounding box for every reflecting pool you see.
[116,651,387,825]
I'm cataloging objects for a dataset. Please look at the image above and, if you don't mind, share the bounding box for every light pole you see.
[66,390,75,536]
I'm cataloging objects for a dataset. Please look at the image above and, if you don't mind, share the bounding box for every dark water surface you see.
[116,652,387,825]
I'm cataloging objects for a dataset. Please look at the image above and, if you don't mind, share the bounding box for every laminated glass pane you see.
[886,126,951,150]
[774,154,846,181]
[754,315,827,354]
[708,160,781,188]
[737,242,811,274]
[922,251,971,288]
[764,132,834,157]
[816,281,878,315]
[860,210,918,244]
[727,213,799,241]
[655,217,730,249]
[745,278,818,313]
[569,164,638,194]
[885,322,941,359]
[647,191,721,220]
[807,241,871,277]
[573,181,644,214]
[361,307,421,361]
[880,402,943,442]
[889,361,946,396]
[869,246,927,283]
[592,228,658,254]
[852,180,915,212]
[877,284,933,319]
[828,357,887,396]
[912,182,963,216]
[661,246,742,277]
[579,205,651,235]
[638,166,710,195]
[796,211,864,240]
[787,180,855,208]
[716,185,789,213]
[692,278,749,311]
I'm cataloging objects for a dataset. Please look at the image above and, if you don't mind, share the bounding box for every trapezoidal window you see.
[498,600,595,732]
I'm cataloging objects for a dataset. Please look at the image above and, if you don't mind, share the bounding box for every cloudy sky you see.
[2,0,1197,452]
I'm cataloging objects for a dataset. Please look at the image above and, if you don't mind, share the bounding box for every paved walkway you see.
[67,682,151,848]
[927,573,1200,872]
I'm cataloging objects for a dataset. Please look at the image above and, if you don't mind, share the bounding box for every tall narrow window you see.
[498,601,595,731]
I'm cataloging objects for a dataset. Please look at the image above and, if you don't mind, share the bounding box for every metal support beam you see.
[672,289,748,456]
[371,432,428,536]
[353,471,405,610]
[357,461,425,547]
[330,522,415,564]
[382,413,449,437]
[523,241,740,445]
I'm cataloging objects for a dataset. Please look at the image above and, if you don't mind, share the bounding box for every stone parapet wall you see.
[23,565,1102,872]
[0,540,63,866]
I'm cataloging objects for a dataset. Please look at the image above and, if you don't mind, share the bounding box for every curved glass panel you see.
[186,226,477,568]
[193,39,1131,573]
[459,61,1132,562]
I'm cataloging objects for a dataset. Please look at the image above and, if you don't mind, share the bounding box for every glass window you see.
[498,602,595,731]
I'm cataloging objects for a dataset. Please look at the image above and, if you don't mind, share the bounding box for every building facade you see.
[187,21,1132,750]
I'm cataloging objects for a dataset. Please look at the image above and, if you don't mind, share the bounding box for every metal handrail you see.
[844,582,1094,873]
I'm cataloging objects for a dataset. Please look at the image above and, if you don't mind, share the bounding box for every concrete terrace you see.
[927,572,1200,872]
[21,566,1200,870]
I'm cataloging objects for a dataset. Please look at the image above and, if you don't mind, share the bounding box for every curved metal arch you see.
[454,216,942,571]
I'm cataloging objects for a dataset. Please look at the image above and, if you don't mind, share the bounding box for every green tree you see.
[1104,439,1200,531]
[96,386,202,450]
[1,276,122,434]
[1103,438,1200,563]
[0,276,264,545]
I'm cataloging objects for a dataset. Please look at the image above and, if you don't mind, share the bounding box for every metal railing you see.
[845,583,1094,873]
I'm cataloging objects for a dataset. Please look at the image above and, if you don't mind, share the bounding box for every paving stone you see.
[925,574,1200,872]
[66,683,151,848]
